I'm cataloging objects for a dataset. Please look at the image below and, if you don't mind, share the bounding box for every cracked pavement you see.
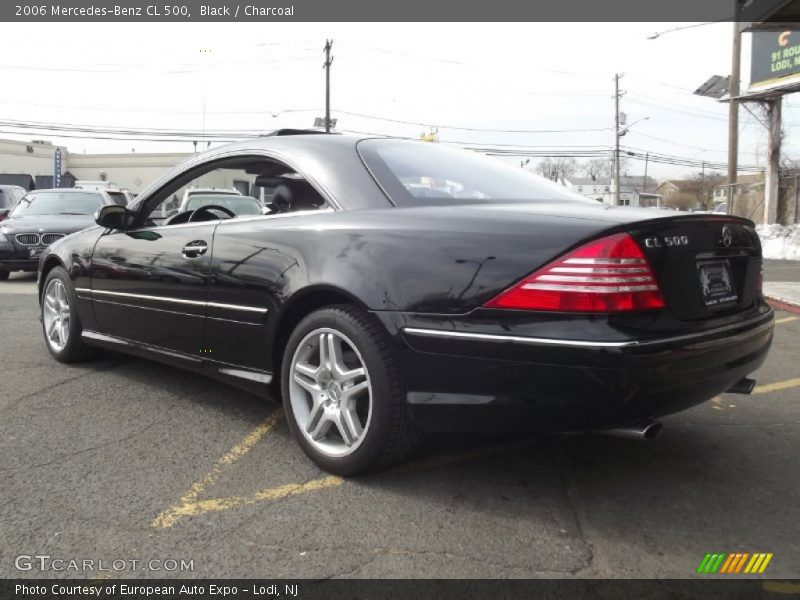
[1,270,799,579]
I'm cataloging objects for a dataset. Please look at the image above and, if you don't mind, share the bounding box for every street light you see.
[646,21,719,40]
[618,116,650,137]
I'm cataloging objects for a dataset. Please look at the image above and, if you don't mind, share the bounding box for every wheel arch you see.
[270,284,376,382]
[38,255,68,300]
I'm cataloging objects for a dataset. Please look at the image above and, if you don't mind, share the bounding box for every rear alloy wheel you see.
[282,305,417,475]
[41,267,97,363]
[0,269,9,281]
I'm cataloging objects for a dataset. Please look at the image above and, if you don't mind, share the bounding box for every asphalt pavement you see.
[1,268,799,579]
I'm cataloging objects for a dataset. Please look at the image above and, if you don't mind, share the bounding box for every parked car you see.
[37,133,773,474]
[0,185,27,223]
[164,187,244,219]
[0,188,117,280]
[180,187,241,208]
[180,193,262,218]
[75,181,129,206]
[104,189,129,206]
[74,180,120,191]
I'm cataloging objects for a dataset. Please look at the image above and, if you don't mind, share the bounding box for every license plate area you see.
[28,246,45,258]
[697,260,738,306]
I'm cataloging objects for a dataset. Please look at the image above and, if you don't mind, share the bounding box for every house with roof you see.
[564,175,660,208]
[712,174,765,203]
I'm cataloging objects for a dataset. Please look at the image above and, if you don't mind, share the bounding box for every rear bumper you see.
[385,307,774,432]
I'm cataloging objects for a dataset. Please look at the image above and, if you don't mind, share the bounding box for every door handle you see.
[182,241,208,258]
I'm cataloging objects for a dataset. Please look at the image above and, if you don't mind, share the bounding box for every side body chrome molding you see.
[75,288,267,314]
[81,330,273,385]
[403,312,774,350]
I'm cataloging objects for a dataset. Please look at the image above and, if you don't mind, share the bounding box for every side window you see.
[142,157,327,227]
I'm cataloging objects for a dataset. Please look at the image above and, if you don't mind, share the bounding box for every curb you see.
[766,297,800,315]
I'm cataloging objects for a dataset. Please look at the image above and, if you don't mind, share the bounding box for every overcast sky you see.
[1,21,798,180]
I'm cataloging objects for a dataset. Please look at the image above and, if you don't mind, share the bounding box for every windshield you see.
[358,139,593,206]
[185,195,261,216]
[10,191,104,216]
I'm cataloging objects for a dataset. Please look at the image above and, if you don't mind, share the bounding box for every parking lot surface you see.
[1,269,799,579]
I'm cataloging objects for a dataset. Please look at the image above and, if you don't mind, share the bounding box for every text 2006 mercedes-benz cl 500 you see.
[37,131,774,474]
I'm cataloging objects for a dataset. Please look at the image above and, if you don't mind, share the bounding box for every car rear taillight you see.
[484,232,666,312]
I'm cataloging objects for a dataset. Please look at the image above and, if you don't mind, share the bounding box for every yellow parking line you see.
[775,316,798,325]
[151,408,284,528]
[162,476,345,522]
[152,414,536,527]
[154,440,535,526]
[753,378,800,395]
[763,581,800,594]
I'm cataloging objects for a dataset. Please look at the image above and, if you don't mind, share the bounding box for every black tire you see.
[41,266,98,363]
[0,269,9,281]
[281,304,418,475]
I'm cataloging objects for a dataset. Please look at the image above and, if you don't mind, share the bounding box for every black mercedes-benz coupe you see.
[0,188,118,280]
[37,132,774,474]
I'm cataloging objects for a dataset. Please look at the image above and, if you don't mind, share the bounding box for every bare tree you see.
[579,158,611,180]
[691,170,725,210]
[537,157,578,182]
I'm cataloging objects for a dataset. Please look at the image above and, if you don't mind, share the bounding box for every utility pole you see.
[613,73,624,206]
[764,97,782,224]
[727,1,742,214]
[643,152,649,193]
[323,39,334,133]
[701,161,706,209]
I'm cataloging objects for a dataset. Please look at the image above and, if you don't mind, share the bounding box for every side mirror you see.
[95,205,132,230]
[0,208,8,223]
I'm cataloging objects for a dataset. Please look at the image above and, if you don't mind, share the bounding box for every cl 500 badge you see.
[644,235,689,248]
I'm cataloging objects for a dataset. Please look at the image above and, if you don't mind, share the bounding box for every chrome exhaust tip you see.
[727,377,756,395]
[601,419,664,441]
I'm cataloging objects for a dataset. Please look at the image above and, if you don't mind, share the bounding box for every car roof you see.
[193,131,368,156]
[29,188,106,194]
[132,133,398,213]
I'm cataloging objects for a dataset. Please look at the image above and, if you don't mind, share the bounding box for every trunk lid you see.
[625,215,761,321]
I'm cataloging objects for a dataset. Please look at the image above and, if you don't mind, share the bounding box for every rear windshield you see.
[358,139,592,206]
[10,191,104,216]
[185,195,261,216]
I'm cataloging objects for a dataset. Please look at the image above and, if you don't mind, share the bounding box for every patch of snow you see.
[756,224,800,260]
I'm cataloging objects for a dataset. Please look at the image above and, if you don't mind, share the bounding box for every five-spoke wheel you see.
[289,328,372,457]
[43,278,71,352]
[281,305,417,475]
[40,266,97,363]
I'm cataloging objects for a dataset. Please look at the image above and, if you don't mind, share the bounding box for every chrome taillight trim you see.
[547,266,651,274]
[536,274,654,284]
[522,283,659,293]
[562,258,645,265]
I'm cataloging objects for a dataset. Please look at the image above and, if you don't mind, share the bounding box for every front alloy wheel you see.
[43,278,71,352]
[40,266,97,363]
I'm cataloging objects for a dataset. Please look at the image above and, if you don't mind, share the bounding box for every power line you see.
[0,118,766,172]
[334,110,612,133]
[0,54,320,74]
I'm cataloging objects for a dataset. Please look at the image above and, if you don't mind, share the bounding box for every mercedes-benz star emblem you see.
[721,225,733,248]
